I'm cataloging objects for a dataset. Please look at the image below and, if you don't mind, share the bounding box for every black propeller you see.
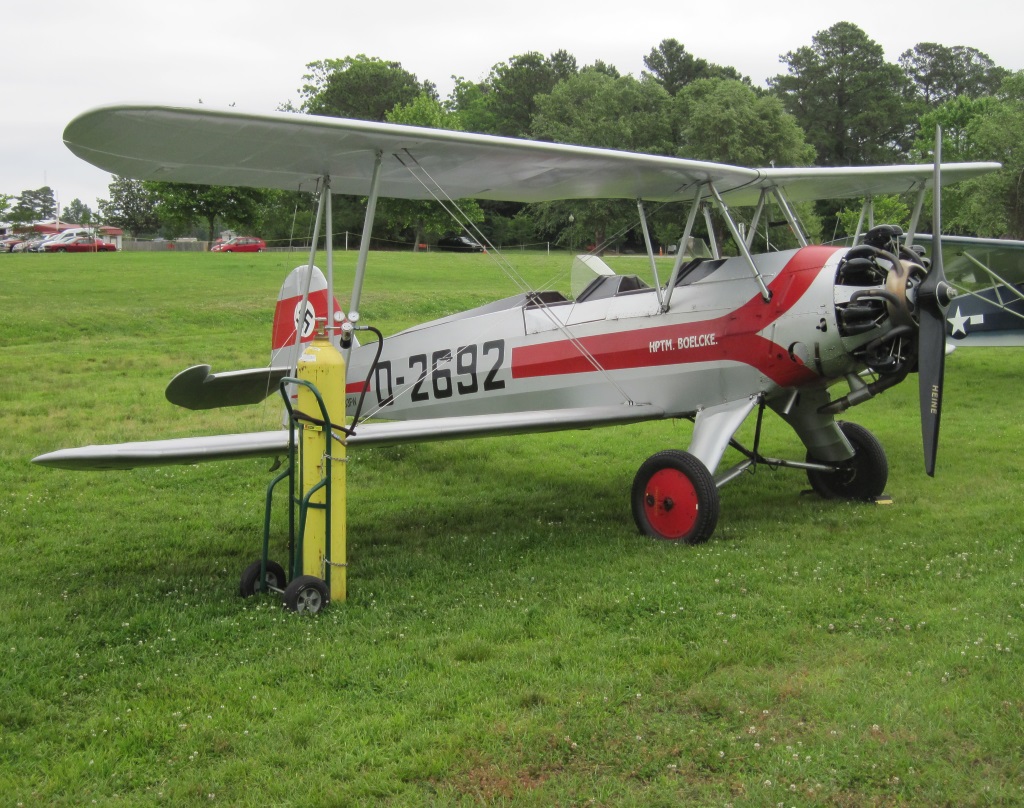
[916,127,956,476]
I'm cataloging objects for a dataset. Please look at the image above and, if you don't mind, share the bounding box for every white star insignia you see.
[947,306,969,337]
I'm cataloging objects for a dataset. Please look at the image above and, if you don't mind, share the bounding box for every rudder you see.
[271,265,343,369]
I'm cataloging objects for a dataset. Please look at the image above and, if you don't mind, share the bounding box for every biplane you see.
[34,105,1001,558]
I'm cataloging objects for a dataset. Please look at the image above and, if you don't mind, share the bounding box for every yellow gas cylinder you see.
[295,330,347,602]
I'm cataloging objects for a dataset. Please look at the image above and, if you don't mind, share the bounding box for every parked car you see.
[436,235,484,252]
[12,236,46,252]
[28,235,62,252]
[1,235,26,252]
[26,229,86,252]
[42,236,116,253]
[211,236,266,253]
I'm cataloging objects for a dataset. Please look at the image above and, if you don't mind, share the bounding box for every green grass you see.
[2,250,1023,805]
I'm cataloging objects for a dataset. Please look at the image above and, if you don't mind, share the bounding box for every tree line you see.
[5,22,1022,249]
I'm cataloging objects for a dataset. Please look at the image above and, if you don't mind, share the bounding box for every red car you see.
[212,236,266,253]
[42,236,117,253]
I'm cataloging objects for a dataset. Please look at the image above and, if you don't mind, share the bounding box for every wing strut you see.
[707,182,772,302]
[293,175,331,359]
[746,190,769,251]
[636,200,665,310]
[326,180,335,327]
[703,203,720,259]
[743,188,807,251]
[904,184,927,248]
[349,150,384,323]
[851,198,870,245]
[704,201,720,258]
[662,191,703,311]
[769,187,808,248]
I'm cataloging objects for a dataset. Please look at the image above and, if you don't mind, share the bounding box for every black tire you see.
[806,421,888,500]
[239,559,287,597]
[631,450,719,544]
[283,575,330,614]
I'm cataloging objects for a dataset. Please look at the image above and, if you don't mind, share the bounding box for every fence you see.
[122,239,208,252]
[119,235,572,254]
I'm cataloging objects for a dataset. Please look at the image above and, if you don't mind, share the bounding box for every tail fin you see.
[271,265,344,369]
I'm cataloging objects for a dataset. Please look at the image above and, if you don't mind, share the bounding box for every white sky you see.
[2,0,1020,213]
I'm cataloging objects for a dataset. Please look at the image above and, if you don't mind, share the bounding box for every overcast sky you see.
[3,0,1020,214]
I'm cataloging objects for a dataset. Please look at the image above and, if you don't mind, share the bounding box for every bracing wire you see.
[392,152,533,293]
[393,150,637,403]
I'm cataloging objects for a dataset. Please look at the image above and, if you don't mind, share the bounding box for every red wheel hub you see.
[643,468,700,540]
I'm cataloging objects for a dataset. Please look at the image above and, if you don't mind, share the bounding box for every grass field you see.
[2,249,1023,805]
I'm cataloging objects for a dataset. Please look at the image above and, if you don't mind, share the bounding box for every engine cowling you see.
[834,225,927,379]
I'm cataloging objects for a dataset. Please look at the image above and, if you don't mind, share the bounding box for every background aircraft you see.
[910,234,1024,346]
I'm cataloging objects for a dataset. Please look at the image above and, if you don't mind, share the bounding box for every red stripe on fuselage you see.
[511,246,839,387]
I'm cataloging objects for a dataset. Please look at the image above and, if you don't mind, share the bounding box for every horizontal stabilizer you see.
[32,404,667,470]
[166,365,291,409]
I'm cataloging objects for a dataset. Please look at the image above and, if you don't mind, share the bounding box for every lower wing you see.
[32,404,667,471]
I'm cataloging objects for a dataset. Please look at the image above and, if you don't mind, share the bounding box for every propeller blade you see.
[917,126,954,476]
[917,286,946,476]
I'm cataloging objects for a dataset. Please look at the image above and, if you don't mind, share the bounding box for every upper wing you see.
[64,104,759,203]
[64,104,1000,205]
[32,403,667,471]
[728,164,1000,206]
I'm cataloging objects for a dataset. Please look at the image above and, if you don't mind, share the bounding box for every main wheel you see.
[239,559,287,597]
[283,575,330,614]
[631,450,719,544]
[806,421,888,500]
